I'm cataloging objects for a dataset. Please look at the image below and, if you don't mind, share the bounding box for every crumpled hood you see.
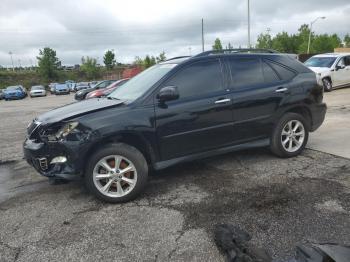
[308,67,330,74]
[37,98,125,124]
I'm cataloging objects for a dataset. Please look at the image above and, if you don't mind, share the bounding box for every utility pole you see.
[8,51,14,71]
[201,18,204,52]
[247,0,251,48]
[18,59,21,71]
[307,16,326,54]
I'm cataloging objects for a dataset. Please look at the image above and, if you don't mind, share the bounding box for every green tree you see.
[156,51,167,63]
[256,33,272,49]
[311,34,341,53]
[36,47,61,80]
[133,56,144,67]
[271,32,297,53]
[295,24,311,53]
[80,56,99,80]
[103,50,116,69]
[144,55,156,68]
[344,34,350,47]
[212,38,223,50]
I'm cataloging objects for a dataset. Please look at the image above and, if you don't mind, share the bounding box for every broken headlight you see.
[56,122,79,139]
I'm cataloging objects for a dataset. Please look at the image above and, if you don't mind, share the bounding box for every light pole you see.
[307,16,326,54]
[247,0,251,48]
[8,51,14,71]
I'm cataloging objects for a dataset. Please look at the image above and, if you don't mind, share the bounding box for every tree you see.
[226,42,233,49]
[212,38,223,50]
[80,56,99,80]
[144,55,156,68]
[271,32,297,53]
[344,34,350,48]
[36,47,60,80]
[156,51,167,63]
[256,33,272,49]
[103,50,116,69]
[296,24,310,53]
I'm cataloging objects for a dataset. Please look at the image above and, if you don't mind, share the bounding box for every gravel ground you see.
[0,92,349,262]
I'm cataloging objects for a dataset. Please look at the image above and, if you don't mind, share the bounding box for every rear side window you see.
[262,62,280,84]
[228,58,264,88]
[163,59,223,99]
[266,60,296,81]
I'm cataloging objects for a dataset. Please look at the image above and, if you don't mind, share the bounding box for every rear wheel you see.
[270,113,309,158]
[85,143,148,203]
[322,78,332,92]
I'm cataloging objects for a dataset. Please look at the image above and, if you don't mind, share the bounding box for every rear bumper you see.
[309,102,327,132]
[23,139,82,180]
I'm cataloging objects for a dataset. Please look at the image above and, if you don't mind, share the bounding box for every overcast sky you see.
[1,0,350,66]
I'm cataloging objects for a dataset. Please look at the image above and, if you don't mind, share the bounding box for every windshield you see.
[304,57,336,68]
[6,86,20,91]
[108,64,176,101]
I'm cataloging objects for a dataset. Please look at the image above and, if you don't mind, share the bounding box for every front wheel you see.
[85,143,148,203]
[270,113,309,158]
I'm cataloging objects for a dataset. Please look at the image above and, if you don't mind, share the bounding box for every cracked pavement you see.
[0,92,350,261]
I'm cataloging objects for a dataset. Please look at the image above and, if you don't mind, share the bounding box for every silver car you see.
[29,85,46,97]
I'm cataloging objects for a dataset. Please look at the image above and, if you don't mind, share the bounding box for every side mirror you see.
[157,86,179,102]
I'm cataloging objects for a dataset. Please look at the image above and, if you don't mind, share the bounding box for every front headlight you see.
[56,122,79,139]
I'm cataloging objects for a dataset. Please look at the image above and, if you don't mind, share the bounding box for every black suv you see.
[24,49,326,203]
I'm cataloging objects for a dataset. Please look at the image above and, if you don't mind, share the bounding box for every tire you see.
[85,143,148,203]
[322,78,333,92]
[270,113,309,158]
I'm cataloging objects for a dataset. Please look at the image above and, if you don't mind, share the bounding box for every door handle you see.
[275,87,288,93]
[215,98,231,104]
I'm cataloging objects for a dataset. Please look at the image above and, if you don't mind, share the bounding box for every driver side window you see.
[162,59,223,100]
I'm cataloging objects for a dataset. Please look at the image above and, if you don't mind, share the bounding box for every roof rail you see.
[193,48,278,58]
[164,56,191,62]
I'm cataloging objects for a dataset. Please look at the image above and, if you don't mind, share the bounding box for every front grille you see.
[38,157,48,171]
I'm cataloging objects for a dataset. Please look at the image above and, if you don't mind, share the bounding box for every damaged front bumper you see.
[23,138,82,180]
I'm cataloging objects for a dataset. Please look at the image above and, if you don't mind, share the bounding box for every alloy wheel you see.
[281,120,305,153]
[93,155,137,198]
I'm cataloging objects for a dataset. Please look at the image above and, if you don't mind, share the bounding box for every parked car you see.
[65,81,76,92]
[86,79,129,99]
[75,80,116,101]
[0,89,4,100]
[304,53,350,92]
[30,85,47,97]
[89,81,99,88]
[49,83,58,94]
[3,85,27,100]
[24,49,326,203]
[75,82,90,92]
[54,83,70,95]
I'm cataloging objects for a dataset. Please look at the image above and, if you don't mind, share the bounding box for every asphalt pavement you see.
[0,91,349,262]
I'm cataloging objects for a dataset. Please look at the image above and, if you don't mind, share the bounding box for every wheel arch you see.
[277,105,312,130]
[83,131,156,173]
[322,75,332,83]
